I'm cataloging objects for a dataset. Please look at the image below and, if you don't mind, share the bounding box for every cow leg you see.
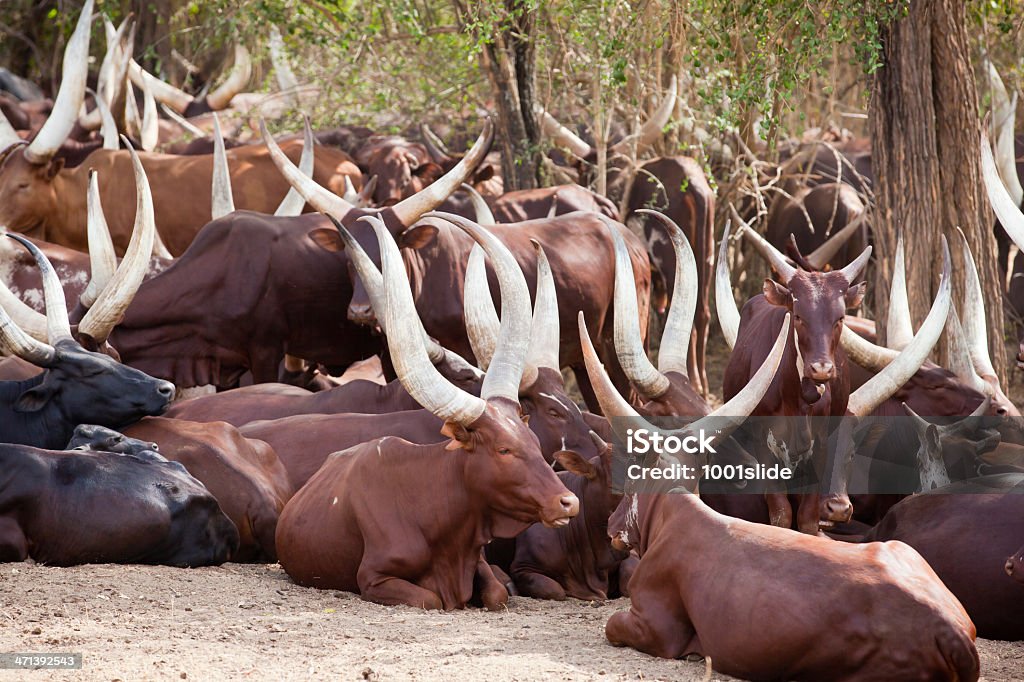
[473,555,509,611]
[0,515,28,563]
[358,568,443,610]
[605,584,694,659]
[765,492,793,529]
[513,570,567,601]
[613,554,639,598]
[796,493,822,535]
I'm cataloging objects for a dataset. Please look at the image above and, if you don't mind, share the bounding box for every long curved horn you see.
[835,244,872,284]
[329,214,480,376]
[86,88,119,150]
[847,237,952,417]
[261,118,357,223]
[139,69,158,152]
[78,141,156,342]
[268,26,299,97]
[124,81,142,141]
[80,17,132,131]
[579,310,789,445]
[463,244,500,371]
[24,0,94,163]
[537,108,593,159]
[526,240,561,375]
[715,221,740,350]
[211,114,235,219]
[205,45,252,111]
[461,183,495,225]
[945,305,988,394]
[986,62,1024,207]
[275,115,315,217]
[79,170,118,308]
[611,75,677,154]
[424,212,531,404]
[840,325,898,372]
[160,103,204,137]
[0,293,56,366]
[599,213,670,398]
[7,235,73,344]
[981,129,1024,252]
[390,120,494,228]
[804,212,866,270]
[886,233,913,351]
[957,228,997,380]
[730,204,797,283]
[375,217,486,425]
[128,60,194,115]
[637,209,695,377]
[420,124,451,161]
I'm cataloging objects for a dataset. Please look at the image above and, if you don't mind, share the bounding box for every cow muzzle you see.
[820,494,853,526]
[347,304,378,328]
[807,360,835,383]
[541,492,579,528]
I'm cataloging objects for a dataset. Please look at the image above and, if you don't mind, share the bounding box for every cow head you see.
[0,0,93,237]
[555,433,622,525]
[462,236,600,463]
[356,136,444,207]
[904,398,1000,491]
[372,213,578,530]
[1,233,173,449]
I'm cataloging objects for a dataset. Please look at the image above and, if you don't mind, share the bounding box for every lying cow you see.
[864,474,1024,640]
[72,420,292,562]
[275,215,578,609]
[605,489,979,681]
[0,441,238,566]
[510,437,626,601]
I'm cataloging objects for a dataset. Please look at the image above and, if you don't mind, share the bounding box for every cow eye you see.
[498,447,513,456]
[548,408,564,419]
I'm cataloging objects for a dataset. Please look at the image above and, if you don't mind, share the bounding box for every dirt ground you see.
[1,562,1021,682]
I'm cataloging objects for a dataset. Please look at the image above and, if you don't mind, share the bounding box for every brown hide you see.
[864,474,1024,640]
[123,417,293,562]
[765,183,867,267]
[0,140,360,256]
[605,491,979,680]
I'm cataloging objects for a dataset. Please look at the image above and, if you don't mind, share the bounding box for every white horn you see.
[268,27,299,100]
[79,170,118,308]
[986,62,1024,207]
[957,228,997,380]
[981,129,1024,253]
[25,0,95,164]
[211,113,235,219]
[945,305,988,394]
[526,240,561,376]
[886,233,913,351]
[78,140,156,343]
[847,237,952,417]
[835,245,873,284]
[139,69,158,152]
[730,204,797,283]
[463,243,500,371]
[805,212,866,270]
[7,235,73,344]
[537,108,593,159]
[159,103,205,137]
[275,115,315,217]
[715,221,741,350]
[205,45,252,111]
[86,88,119,150]
[461,183,495,225]
[129,60,194,115]
[611,75,677,154]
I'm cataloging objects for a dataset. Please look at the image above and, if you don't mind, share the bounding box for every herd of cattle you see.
[1,3,1023,680]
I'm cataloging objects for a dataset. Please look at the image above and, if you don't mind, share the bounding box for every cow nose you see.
[348,305,376,326]
[560,493,580,517]
[1007,558,1015,577]
[823,497,853,523]
[156,381,175,399]
[809,361,834,381]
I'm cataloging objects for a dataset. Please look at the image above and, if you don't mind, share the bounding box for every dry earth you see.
[0,562,1021,682]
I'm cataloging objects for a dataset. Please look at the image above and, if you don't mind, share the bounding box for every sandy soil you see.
[0,562,1021,682]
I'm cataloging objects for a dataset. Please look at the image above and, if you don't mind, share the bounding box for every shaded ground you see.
[1,563,1020,681]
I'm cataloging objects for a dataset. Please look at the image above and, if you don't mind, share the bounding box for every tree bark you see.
[870,0,1005,383]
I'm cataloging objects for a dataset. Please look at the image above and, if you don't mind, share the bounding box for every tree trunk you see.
[478,0,542,191]
[870,0,1005,383]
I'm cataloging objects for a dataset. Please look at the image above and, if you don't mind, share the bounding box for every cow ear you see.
[14,383,57,412]
[473,165,495,183]
[308,228,345,253]
[845,281,866,309]
[763,279,792,307]
[923,423,941,455]
[441,421,474,451]
[412,162,443,179]
[398,224,439,250]
[555,450,598,480]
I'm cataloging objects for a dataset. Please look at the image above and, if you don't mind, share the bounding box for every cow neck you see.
[558,470,616,574]
[0,373,70,449]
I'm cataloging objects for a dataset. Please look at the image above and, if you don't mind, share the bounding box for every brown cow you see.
[865,474,1024,641]
[354,135,444,206]
[765,182,868,270]
[510,437,625,601]
[604,489,979,681]
[0,441,238,567]
[275,214,578,609]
